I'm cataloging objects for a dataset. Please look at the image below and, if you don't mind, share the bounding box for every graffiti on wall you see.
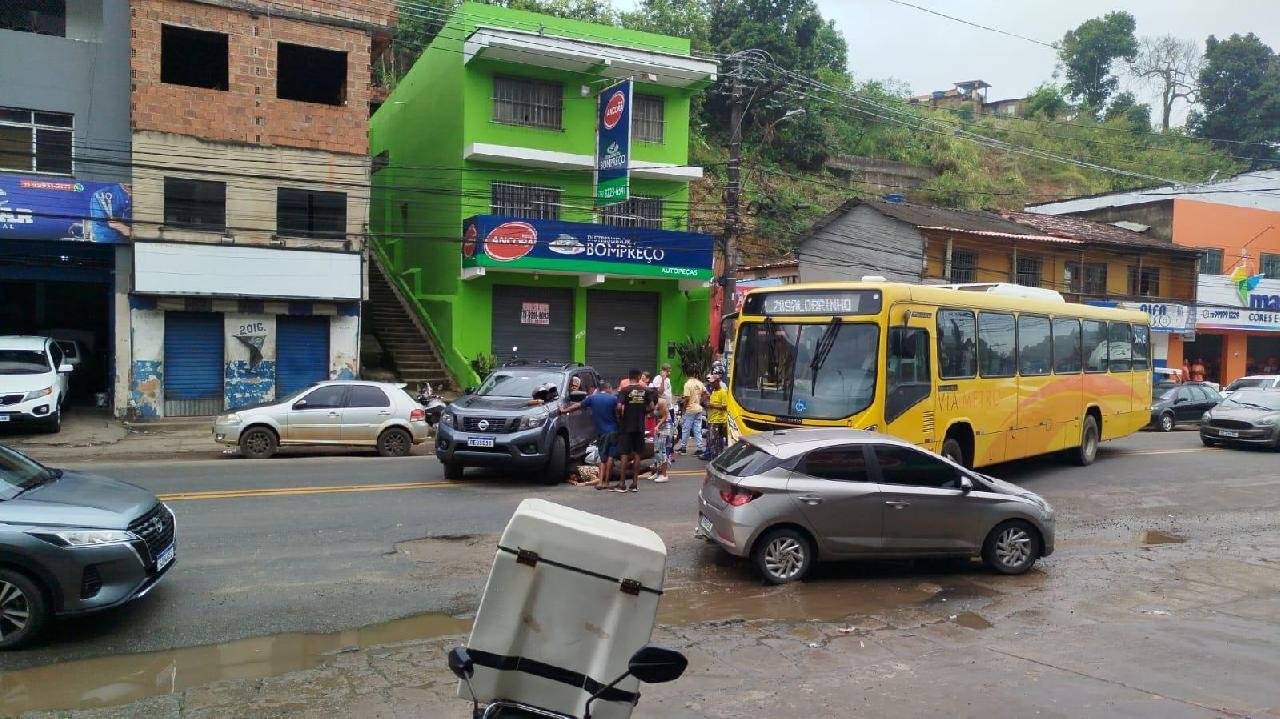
[227,320,273,409]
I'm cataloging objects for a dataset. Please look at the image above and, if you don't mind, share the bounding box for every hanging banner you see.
[0,174,132,244]
[594,79,632,206]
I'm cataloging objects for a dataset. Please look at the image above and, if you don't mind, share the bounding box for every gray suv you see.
[0,444,175,649]
[698,428,1055,584]
[436,362,600,484]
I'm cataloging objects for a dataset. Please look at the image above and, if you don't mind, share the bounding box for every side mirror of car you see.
[959,475,973,494]
[58,363,73,373]
[292,399,308,410]
[568,390,588,402]
[464,386,476,395]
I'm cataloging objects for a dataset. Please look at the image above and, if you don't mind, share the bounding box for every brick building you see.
[123,0,394,417]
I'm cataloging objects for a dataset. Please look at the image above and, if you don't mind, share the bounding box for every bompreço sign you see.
[595,80,632,206]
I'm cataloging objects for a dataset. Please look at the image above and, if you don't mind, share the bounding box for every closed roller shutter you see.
[586,291,659,386]
[163,312,225,417]
[491,285,574,365]
[277,315,331,396]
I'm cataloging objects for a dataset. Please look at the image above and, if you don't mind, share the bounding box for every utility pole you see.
[718,55,745,345]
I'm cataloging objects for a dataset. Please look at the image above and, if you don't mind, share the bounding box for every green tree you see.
[1103,90,1152,130]
[1191,33,1280,165]
[1057,11,1138,110]
[620,0,712,51]
[1023,83,1069,119]
[487,0,619,23]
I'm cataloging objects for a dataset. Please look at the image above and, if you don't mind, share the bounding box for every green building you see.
[369,2,718,386]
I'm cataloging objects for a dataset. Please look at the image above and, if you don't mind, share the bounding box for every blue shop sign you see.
[0,174,132,244]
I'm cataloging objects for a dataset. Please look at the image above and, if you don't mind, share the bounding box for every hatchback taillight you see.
[719,484,759,507]
[410,408,426,422]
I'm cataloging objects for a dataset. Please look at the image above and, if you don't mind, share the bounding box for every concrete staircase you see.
[365,257,454,391]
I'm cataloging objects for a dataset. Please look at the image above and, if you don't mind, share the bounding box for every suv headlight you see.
[23,387,53,402]
[441,412,455,427]
[520,414,548,430]
[219,412,243,424]
[30,529,137,547]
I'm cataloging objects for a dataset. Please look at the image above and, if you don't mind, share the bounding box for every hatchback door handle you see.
[885,500,910,509]
[377,410,392,416]
[797,495,823,505]
[328,411,341,417]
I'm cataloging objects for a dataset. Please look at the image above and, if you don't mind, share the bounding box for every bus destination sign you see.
[748,290,881,316]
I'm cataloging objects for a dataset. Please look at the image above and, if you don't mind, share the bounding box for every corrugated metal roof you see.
[1025,170,1280,214]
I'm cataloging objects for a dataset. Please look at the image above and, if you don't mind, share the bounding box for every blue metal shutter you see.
[163,312,225,417]
[276,315,330,396]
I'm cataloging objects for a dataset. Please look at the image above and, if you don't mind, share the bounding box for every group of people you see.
[561,364,730,493]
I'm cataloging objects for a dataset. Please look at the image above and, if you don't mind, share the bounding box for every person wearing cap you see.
[704,373,729,460]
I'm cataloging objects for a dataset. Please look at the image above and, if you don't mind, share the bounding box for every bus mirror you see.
[902,309,913,325]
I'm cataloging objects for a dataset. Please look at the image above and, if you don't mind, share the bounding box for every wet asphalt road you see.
[4,429,1280,717]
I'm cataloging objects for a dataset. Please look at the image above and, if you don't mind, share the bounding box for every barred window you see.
[491,182,561,220]
[492,76,562,130]
[1262,253,1280,280]
[633,94,665,143]
[1015,255,1042,287]
[1127,266,1160,296]
[600,195,663,229]
[0,107,72,174]
[1065,261,1107,295]
[949,249,977,283]
[1200,248,1224,276]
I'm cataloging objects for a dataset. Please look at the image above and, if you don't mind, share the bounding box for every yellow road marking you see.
[159,481,454,502]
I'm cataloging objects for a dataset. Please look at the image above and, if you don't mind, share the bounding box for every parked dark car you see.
[0,444,175,649]
[436,362,601,484]
[1200,389,1280,449]
[1149,382,1222,432]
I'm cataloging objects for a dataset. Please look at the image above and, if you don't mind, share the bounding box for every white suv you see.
[0,336,72,432]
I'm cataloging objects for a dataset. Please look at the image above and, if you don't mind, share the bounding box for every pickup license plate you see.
[156,544,175,571]
[699,514,714,535]
[467,436,495,448]
[1219,429,1239,438]
[0,416,9,422]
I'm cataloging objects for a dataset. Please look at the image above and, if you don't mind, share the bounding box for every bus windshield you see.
[732,321,879,420]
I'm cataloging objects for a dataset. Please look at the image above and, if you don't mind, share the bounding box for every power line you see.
[877,0,1056,49]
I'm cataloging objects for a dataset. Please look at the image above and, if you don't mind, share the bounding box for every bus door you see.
[885,324,936,450]
[1011,315,1055,459]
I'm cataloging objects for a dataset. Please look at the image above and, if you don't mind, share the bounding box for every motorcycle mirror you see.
[627,646,688,684]
[447,646,474,679]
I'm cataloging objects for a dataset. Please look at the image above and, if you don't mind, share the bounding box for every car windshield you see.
[476,370,563,398]
[0,445,53,498]
[0,349,51,375]
[1226,378,1267,392]
[1222,390,1280,411]
[732,321,880,420]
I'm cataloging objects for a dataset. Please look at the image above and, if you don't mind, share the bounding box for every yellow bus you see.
[727,281,1152,468]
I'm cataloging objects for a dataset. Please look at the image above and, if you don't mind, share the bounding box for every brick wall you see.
[131,0,377,155]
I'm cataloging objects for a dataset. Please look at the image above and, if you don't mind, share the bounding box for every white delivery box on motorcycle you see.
[461,499,667,719]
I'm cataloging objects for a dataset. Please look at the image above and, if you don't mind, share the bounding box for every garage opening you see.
[586,290,659,387]
[1246,336,1280,375]
[276,315,331,396]
[491,285,573,367]
[1181,334,1224,384]
[163,312,225,417]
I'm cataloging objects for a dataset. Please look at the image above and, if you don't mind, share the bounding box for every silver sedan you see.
[214,381,430,459]
[697,428,1054,584]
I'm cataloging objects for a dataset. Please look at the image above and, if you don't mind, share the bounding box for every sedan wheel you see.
[753,529,812,584]
[239,427,277,459]
[982,521,1041,575]
[1159,412,1175,432]
[0,570,47,650]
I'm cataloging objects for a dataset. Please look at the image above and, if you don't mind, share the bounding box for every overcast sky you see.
[819,0,1280,125]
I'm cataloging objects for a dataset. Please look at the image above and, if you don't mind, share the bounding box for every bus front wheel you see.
[1072,416,1100,467]
[941,437,968,468]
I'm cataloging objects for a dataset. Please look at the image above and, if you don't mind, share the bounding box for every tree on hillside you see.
[1024,83,1070,119]
[1190,33,1280,165]
[1057,11,1138,111]
[620,0,712,51]
[1103,91,1152,130]
[488,0,619,23]
[1130,35,1201,131]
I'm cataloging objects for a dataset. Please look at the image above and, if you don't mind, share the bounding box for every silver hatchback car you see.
[697,428,1055,584]
[214,381,430,459]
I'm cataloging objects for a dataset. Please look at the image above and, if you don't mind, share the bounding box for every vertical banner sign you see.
[595,79,632,206]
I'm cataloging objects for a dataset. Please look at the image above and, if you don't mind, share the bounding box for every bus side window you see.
[1017,315,1052,376]
[886,327,931,423]
[1108,322,1132,372]
[978,312,1016,378]
[937,309,976,379]
[1052,318,1082,374]
[1132,325,1150,371]
[1083,320,1108,373]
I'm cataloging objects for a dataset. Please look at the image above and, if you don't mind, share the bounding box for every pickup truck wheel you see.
[541,436,567,485]
[444,462,464,480]
[239,427,277,459]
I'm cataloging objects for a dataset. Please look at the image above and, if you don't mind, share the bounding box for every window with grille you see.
[633,94,665,143]
[491,182,561,220]
[949,249,977,282]
[492,76,563,130]
[1127,266,1160,296]
[1015,255,1042,287]
[1262,254,1280,280]
[277,187,347,239]
[164,177,226,231]
[1065,262,1107,295]
[0,107,72,174]
[600,195,663,229]
[1201,248,1224,276]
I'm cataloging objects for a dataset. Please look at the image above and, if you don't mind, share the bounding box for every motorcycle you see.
[415,382,448,428]
[448,644,687,719]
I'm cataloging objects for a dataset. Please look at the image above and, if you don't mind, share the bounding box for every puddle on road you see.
[1140,530,1187,545]
[0,613,470,715]
[952,611,994,630]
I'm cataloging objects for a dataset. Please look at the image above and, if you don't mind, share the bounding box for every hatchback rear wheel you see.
[0,569,48,650]
[753,528,813,584]
[377,427,412,457]
[982,520,1041,575]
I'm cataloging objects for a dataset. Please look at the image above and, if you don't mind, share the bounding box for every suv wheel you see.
[542,435,567,485]
[377,428,412,457]
[239,427,277,459]
[43,409,61,434]
[0,569,49,650]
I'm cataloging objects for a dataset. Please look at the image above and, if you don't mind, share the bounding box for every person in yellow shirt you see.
[705,374,729,459]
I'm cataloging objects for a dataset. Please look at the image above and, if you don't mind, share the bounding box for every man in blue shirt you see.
[563,381,620,490]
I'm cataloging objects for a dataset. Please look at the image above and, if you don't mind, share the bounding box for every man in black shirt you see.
[615,368,654,493]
